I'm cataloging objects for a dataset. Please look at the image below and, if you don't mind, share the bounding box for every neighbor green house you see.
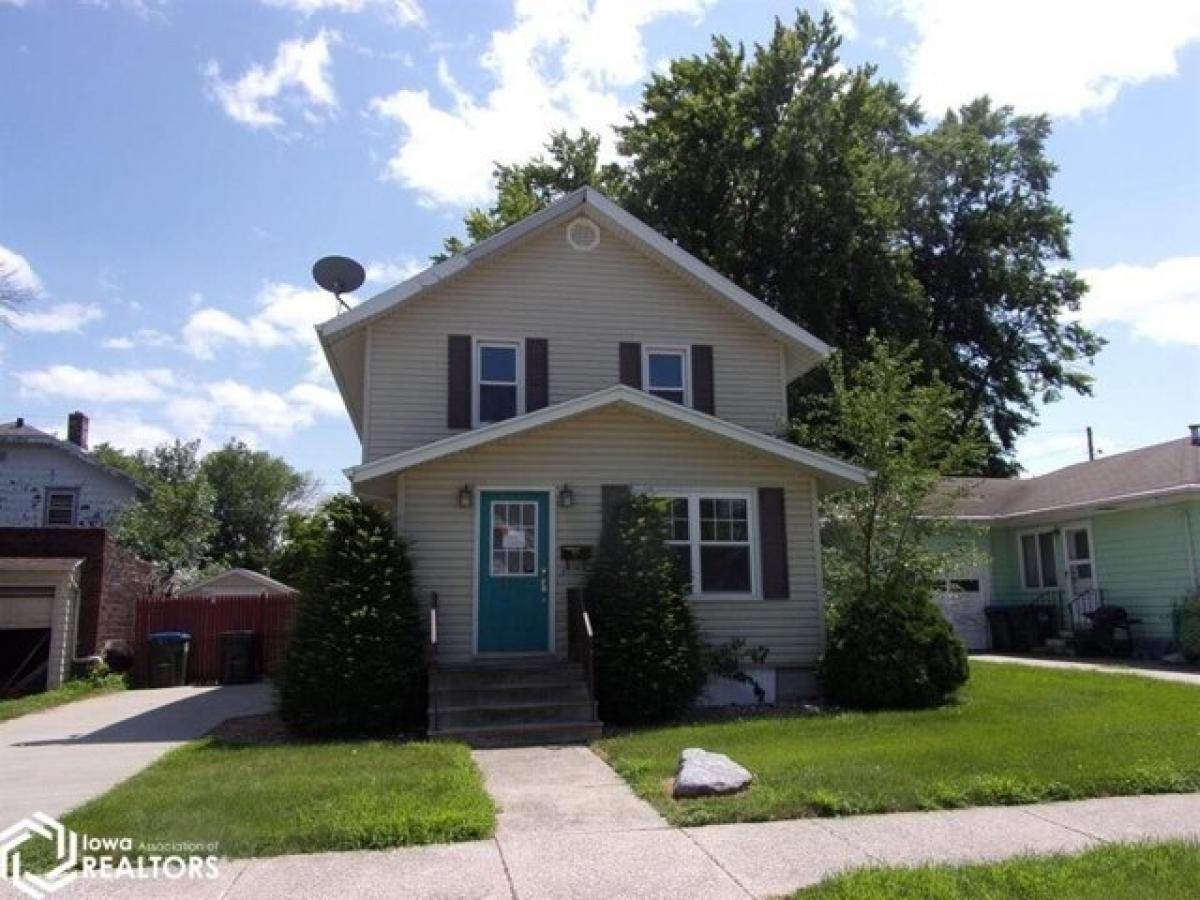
[935,427,1200,657]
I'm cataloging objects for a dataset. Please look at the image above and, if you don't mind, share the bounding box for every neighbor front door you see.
[1063,524,1097,597]
[477,490,550,653]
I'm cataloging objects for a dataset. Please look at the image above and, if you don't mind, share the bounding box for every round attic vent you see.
[566,217,600,251]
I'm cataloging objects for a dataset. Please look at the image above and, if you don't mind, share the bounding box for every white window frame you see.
[473,338,524,427]
[1062,521,1099,593]
[44,488,79,527]
[1017,527,1060,591]
[488,499,539,579]
[642,345,690,406]
[641,488,759,600]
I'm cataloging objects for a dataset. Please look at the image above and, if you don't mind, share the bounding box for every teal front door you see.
[478,490,550,653]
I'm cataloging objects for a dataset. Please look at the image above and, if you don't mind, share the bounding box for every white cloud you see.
[881,0,1200,117]
[203,30,339,129]
[16,365,178,402]
[365,256,424,285]
[101,328,174,350]
[259,0,425,25]
[7,302,104,334]
[165,379,344,440]
[1018,430,1121,476]
[0,243,43,294]
[86,414,176,453]
[1078,256,1200,347]
[369,0,716,207]
[181,281,334,378]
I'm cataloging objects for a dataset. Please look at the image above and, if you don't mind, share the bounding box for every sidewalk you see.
[49,754,1200,899]
[973,653,1200,686]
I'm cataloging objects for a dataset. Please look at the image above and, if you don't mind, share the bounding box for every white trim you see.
[361,325,373,463]
[645,488,759,601]
[472,337,525,428]
[315,187,830,378]
[565,216,600,251]
[487,499,540,578]
[642,345,691,407]
[1061,520,1099,596]
[347,385,867,489]
[1016,527,1061,592]
[472,487,556,657]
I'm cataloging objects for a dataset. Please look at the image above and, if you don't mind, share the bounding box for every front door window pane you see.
[491,502,537,576]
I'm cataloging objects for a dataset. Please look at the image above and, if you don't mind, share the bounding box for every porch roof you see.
[345,385,867,493]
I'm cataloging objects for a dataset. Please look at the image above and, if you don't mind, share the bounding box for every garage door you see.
[933,571,990,651]
[0,585,55,628]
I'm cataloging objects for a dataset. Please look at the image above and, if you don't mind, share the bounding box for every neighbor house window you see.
[475,340,522,425]
[643,347,688,405]
[656,492,755,596]
[1019,529,1059,590]
[44,489,78,527]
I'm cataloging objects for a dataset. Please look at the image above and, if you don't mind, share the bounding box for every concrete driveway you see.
[0,683,272,824]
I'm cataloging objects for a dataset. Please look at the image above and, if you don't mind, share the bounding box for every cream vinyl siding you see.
[395,404,822,665]
[365,215,787,460]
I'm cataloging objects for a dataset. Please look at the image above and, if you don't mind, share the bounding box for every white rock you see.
[673,747,753,798]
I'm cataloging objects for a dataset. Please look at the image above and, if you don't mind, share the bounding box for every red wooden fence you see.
[134,593,298,684]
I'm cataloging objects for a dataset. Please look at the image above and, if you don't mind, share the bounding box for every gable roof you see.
[178,567,297,595]
[0,420,147,496]
[347,385,867,493]
[315,187,831,432]
[945,435,1200,523]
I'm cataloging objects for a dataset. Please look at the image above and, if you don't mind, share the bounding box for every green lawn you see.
[596,662,1200,825]
[0,675,126,723]
[29,738,494,864]
[800,841,1200,899]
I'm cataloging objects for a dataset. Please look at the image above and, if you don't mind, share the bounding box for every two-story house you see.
[0,413,152,694]
[317,188,866,744]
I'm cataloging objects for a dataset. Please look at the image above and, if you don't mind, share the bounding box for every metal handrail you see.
[567,587,596,709]
[1068,587,1104,629]
[428,592,439,733]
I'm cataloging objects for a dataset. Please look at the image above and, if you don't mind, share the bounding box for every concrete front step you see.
[435,681,591,709]
[430,719,604,748]
[437,700,598,730]
[434,661,585,690]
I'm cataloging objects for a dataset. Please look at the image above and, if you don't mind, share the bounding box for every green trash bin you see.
[147,631,191,687]
[219,631,260,684]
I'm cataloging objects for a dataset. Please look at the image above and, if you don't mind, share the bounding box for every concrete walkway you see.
[973,653,1200,686]
[48,752,1200,899]
[0,682,272,824]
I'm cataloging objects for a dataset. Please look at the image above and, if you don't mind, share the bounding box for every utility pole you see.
[1086,426,1095,462]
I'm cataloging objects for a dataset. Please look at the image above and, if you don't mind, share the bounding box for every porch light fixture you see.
[558,484,574,508]
[457,485,473,508]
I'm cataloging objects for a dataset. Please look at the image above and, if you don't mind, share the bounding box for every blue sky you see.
[2,0,1198,492]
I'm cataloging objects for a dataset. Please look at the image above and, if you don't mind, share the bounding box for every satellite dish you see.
[312,255,366,314]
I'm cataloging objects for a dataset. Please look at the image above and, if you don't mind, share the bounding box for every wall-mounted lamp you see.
[558,483,574,508]
[457,484,473,508]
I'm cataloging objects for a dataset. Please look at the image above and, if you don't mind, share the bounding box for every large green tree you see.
[200,439,314,572]
[441,11,1101,472]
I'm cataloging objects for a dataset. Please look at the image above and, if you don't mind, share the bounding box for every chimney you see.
[1190,424,1200,447]
[15,417,23,428]
[67,411,89,450]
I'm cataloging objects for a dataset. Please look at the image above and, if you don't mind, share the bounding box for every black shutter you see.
[447,335,472,429]
[691,344,714,414]
[758,487,789,599]
[619,342,642,388]
[601,484,631,538]
[526,337,549,412]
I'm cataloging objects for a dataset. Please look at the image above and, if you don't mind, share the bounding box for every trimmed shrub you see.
[820,581,969,709]
[278,495,424,736]
[588,494,705,724]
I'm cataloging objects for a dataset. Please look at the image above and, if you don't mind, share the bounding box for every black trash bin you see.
[984,606,1012,651]
[219,631,260,684]
[147,631,191,687]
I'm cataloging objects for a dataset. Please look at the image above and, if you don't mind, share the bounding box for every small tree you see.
[588,494,704,724]
[278,495,424,736]
[794,338,979,707]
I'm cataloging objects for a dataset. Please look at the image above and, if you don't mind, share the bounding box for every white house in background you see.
[0,413,143,528]
[178,568,298,597]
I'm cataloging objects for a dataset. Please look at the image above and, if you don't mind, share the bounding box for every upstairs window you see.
[643,347,689,405]
[1019,529,1059,590]
[475,340,522,425]
[44,489,78,527]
